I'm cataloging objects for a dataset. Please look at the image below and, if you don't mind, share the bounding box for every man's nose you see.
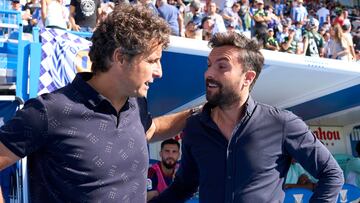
[153,62,162,78]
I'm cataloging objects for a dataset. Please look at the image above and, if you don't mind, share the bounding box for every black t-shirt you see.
[70,0,100,28]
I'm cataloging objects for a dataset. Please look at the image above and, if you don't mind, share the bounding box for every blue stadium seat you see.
[337,183,360,203]
[284,188,313,203]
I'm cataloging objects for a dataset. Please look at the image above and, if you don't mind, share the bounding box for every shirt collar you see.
[200,95,256,123]
[71,72,132,112]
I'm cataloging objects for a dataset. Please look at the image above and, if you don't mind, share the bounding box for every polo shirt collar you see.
[71,72,131,112]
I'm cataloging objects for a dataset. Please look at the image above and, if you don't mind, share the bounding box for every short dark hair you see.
[208,32,264,90]
[161,139,180,150]
[89,4,171,74]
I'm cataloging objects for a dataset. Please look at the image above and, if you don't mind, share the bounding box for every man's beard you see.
[162,159,177,169]
[206,78,240,107]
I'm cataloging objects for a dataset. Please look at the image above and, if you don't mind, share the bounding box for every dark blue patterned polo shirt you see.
[0,73,152,202]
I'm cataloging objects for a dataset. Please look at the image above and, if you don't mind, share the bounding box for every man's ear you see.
[244,70,256,87]
[112,48,125,64]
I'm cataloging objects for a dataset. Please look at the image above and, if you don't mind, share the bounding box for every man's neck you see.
[160,163,175,176]
[211,94,249,140]
[87,73,128,112]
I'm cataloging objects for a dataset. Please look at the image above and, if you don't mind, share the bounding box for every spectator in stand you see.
[265,28,280,51]
[69,0,101,32]
[345,141,360,187]
[248,1,258,37]
[200,15,226,41]
[137,0,159,15]
[147,139,180,201]
[41,0,68,30]
[23,0,41,31]
[185,20,202,39]
[156,0,183,36]
[274,0,285,19]
[291,0,307,24]
[239,0,251,32]
[302,18,324,57]
[11,0,34,33]
[183,0,203,27]
[281,26,301,54]
[323,30,332,58]
[332,7,344,26]
[353,27,360,61]
[316,3,330,27]
[205,2,226,31]
[328,24,353,61]
[265,5,280,33]
[284,159,318,191]
[222,0,237,13]
[276,22,289,44]
[222,2,242,32]
[342,21,356,60]
[293,21,303,42]
[253,0,271,46]
[184,0,203,39]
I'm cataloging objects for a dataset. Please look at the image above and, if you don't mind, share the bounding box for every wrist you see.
[190,105,203,116]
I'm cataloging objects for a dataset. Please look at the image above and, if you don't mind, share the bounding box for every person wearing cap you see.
[281,26,301,54]
[291,0,307,24]
[265,28,280,51]
[342,21,356,60]
[11,0,34,33]
[184,0,204,26]
[253,0,271,46]
[302,18,324,57]
[276,22,289,44]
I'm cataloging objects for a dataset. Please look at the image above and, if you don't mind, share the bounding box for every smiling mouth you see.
[206,79,221,89]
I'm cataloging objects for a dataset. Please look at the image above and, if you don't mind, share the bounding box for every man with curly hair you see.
[0,4,194,202]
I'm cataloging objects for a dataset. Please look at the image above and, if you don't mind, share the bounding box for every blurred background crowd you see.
[1,0,359,60]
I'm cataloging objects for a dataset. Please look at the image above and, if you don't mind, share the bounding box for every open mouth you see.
[206,79,221,89]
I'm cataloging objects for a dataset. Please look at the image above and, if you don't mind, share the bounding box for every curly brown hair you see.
[208,31,264,90]
[89,4,171,74]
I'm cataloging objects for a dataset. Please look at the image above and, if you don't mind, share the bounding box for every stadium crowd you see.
[3,0,360,61]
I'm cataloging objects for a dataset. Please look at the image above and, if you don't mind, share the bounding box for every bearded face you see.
[206,77,241,107]
[160,144,180,169]
[161,157,177,169]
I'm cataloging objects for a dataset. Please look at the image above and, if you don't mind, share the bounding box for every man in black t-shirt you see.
[69,0,101,32]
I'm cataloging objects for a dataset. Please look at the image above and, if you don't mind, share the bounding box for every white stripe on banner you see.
[38,28,92,95]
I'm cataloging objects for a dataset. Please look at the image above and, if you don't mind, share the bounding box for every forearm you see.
[147,191,159,202]
[285,114,344,202]
[311,161,343,202]
[148,109,192,142]
[0,187,3,203]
